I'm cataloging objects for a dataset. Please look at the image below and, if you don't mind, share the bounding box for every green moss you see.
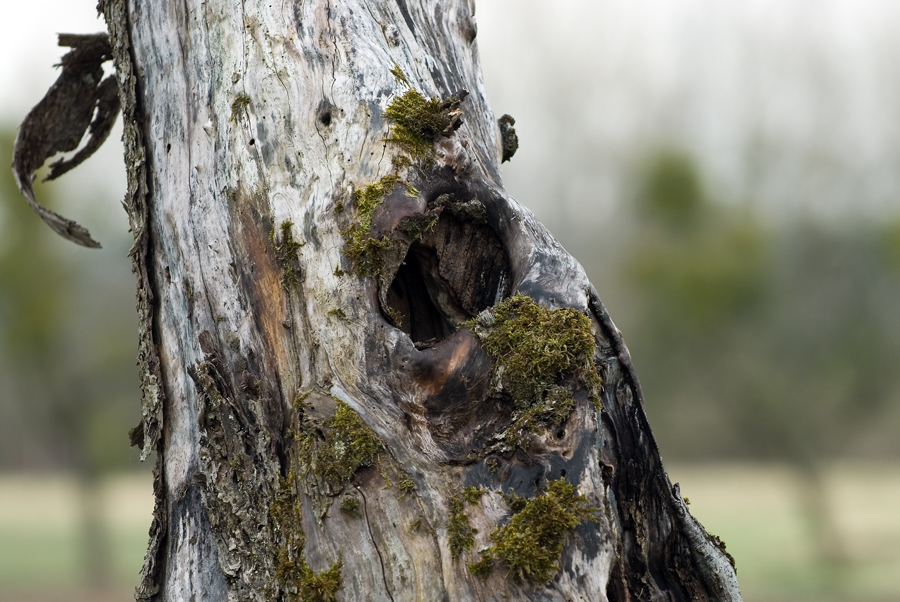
[293,391,312,413]
[464,486,488,505]
[351,175,403,236]
[389,62,411,87]
[270,475,344,602]
[710,532,737,569]
[383,87,463,163]
[327,308,348,321]
[298,400,384,491]
[464,293,602,449]
[230,93,251,123]
[339,174,417,277]
[342,234,394,278]
[339,77,465,278]
[339,495,360,516]
[271,221,304,289]
[501,490,527,513]
[384,304,404,328]
[397,477,417,496]
[448,494,477,560]
[468,479,597,584]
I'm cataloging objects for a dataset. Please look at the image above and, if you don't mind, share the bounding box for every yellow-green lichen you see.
[270,476,343,602]
[465,293,602,449]
[271,221,304,289]
[468,479,597,584]
[448,494,477,560]
[297,400,384,491]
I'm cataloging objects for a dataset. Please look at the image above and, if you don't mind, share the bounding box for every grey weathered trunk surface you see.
[91,0,740,600]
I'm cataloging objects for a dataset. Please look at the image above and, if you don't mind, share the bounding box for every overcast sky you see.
[3,1,900,230]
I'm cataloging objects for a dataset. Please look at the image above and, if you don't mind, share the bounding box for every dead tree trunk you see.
[17,0,741,600]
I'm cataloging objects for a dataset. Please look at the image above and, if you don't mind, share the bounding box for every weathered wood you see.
[91,0,742,600]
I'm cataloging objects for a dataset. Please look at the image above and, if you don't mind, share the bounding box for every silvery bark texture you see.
[98,0,742,600]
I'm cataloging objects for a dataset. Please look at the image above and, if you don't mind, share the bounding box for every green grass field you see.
[0,464,898,601]
[669,462,900,602]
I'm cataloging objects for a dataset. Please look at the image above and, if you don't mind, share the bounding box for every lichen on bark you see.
[190,350,346,601]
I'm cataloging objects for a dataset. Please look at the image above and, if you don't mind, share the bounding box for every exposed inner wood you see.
[384,211,509,345]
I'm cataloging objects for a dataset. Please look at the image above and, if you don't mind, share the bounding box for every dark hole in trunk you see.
[385,244,455,343]
[383,211,510,346]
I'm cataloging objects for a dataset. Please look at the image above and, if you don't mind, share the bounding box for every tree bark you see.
[93,0,742,600]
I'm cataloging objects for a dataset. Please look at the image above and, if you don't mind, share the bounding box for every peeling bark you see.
[38,0,743,600]
[12,33,117,248]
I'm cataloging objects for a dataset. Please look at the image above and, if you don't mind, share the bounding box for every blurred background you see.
[1,1,899,601]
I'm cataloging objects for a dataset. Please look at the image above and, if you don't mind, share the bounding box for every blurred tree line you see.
[569,147,900,567]
[0,127,141,585]
[615,147,900,465]
[0,128,140,474]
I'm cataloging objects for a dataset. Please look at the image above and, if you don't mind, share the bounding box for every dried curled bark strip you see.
[44,75,120,182]
[11,33,120,248]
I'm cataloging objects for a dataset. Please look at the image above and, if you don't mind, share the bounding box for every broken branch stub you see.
[11,33,121,248]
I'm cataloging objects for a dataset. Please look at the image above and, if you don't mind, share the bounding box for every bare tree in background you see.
[13,1,740,600]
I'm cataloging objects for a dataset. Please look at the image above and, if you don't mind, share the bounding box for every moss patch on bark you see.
[271,476,344,602]
[464,293,602,449]
[468,479,597,584]
[448,494,477,560]
[339,174,418,277]
[271,220,304,289]
[384,88,461,163]
[339,74,465,277]
[297,400,384,492]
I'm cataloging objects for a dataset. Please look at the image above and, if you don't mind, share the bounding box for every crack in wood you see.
[358,485,396,602]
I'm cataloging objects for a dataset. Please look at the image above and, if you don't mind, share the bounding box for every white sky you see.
[475,0,900,227]
[0,1,107,119]
[2,1,899,230]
